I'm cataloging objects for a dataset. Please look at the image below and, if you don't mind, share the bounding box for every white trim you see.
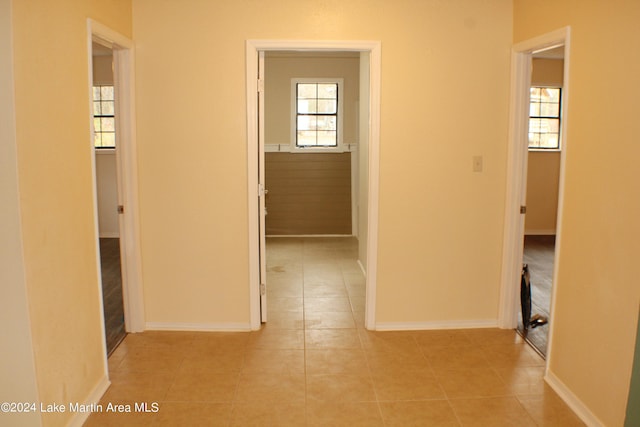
[357,260,366,277]
[246,39,381,331]
[375,319,498,331]
[265,142,357,153]
[89,20,145,335]
[545,371,605,427]
[267,234,354,238]
[98,231,120,239]
[145,322,252,332]
[524,229,556,236]
[95,147,117,155]
[350,144,358,237]
[67,375,110,427]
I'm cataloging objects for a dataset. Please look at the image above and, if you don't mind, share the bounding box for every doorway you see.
[92,41,126,355]
[89,20,145,363]
[518,45,566,357]
[246,40,381,331]
[499,27,570,362]
[262,51,363,331]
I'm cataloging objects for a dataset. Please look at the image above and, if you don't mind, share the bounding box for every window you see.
[93,85,115,148]
[528,86,561,149]
[292,78,343,150]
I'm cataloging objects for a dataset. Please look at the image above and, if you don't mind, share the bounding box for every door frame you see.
[246,39,382,330]
[498,27,571,361]
[88,20,145,347]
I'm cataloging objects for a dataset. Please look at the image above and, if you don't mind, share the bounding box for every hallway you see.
[86,237,583,426]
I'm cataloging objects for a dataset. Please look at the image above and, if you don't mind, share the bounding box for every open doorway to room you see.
[262,51,364,331]
[92,41,126,356]
[89,21,145,365]
[519,45,565,357]
[246,40,381,332]
[499,27,570,361]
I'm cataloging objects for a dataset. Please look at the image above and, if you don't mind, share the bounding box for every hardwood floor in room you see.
[100,238,126,356]
[86,237,583,426]
[520,235,555,357]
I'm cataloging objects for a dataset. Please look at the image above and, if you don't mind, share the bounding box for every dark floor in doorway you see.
[519,235,555,357]
[100,238,126,356]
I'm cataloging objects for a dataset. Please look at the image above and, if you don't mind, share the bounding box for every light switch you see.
[473,156,483,172]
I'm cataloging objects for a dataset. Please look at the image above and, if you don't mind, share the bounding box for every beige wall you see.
[92,54,113,86]
[96,152,119,237]
[525,58,563,234]
[132,0,512,326]
[515,1,640,426]
[0,1,41,425]
[525,151,560,233]
[10,0,132,426]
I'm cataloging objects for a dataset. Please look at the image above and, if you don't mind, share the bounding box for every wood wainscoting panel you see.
[265,152,352,235]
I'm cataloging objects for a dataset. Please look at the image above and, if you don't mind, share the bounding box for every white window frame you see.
[528,85,562,152]
[290,77,344,153]
[93,84,116,149]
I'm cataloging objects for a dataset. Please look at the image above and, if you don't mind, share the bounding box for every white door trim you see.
[88,20,145,342]
[498,27,571,362]
[246,39,382,330]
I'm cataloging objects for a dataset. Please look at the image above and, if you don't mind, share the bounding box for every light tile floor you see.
[86,237,585,426]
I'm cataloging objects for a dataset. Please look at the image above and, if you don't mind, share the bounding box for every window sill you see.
[528,148,561,153]
[95,147,116,154]
[265,143,356,153]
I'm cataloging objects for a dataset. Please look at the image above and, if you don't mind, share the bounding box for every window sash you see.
[528,86,561,150]
[93,85,116,149]
[295,82,339,148]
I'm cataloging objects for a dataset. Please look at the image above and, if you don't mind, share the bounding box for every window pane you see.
[540,102,559,117]
[317,100,337,114]
[94,132,102,147]
[542,118,559,133]
[316,116,336,131]
[93,87,101,100]
[297,131,316,146]
[297,115,316,131]
[101,117,115,132]
[101,101,115,115]
[317,84,337,99]
[297,83,317,98]
[101,132,116,147]
[530,87,541,102]
[529,102,540,116]
[101,86,114,100]
[540,88,560,103]
[317,131,337,146]
[528,118,542,133]
[539,133,558,149]
[94,117,101,132]
[93,101,101,115]
[297,99,317,114]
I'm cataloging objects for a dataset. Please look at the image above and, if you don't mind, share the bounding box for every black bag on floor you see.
[520,264,532,336]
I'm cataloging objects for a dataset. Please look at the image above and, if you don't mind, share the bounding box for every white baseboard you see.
[375,319,498,331]
[266,234,354,238]
[545,370,605,427]
[357,259,366,277]
[145,322,252,332]
[98,231,119,238]
[68,375,110,427]
[524,229,556,236]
